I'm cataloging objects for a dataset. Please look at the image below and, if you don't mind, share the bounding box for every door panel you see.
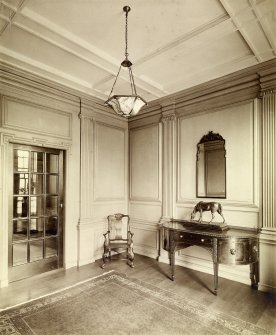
[9,144,64,282]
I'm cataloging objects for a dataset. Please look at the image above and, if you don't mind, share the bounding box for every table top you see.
[162,219,260,239]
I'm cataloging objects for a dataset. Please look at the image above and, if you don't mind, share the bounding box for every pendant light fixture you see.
[104,6,147,118]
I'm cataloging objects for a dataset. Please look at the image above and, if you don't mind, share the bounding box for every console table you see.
[162,220,259,295]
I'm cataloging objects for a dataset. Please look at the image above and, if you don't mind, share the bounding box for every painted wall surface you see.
[129,122,162,258]
[1,63,275,294]
[176,101,260,228]
[78,112,128,265]
[129,100,262,286]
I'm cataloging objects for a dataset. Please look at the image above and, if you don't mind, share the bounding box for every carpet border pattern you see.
[0,271,270,335]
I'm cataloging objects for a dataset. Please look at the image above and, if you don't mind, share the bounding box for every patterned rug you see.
[0,271,270,335]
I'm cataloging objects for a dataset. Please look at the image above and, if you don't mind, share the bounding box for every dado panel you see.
[94,122,126,201]
[130,124,161,201]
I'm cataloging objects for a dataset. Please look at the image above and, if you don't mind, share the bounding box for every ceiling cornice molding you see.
[165,52,256,93]
[137,59,276,117]
[259,66,276,94]
[0,61,127,120]
[1,59,276,122]
[0,61,109,110]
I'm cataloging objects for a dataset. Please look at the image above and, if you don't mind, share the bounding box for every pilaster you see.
[160,102,176,221]
[0,134,13,287]
[261,89,276,232]
[259,70,276,292]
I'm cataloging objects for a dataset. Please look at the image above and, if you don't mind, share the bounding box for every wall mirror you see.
[196,131,226,198]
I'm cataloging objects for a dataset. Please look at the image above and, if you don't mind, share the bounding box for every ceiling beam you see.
[219,0,275,62]
[7,7,166,99]
[0,0,26,36]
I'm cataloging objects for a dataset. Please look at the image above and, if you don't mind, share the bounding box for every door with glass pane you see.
[9,144,64,282]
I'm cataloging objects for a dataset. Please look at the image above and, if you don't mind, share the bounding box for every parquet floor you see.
[0,254,275,334]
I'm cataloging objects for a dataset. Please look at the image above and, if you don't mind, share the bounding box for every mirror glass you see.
[196,131,226,198]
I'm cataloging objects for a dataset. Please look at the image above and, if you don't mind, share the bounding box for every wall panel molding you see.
[130,123,162,202]
[2,95,72,140]
[93,121,127,202]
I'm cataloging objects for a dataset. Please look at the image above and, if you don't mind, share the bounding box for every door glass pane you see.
[13,196,28,218]
[30,240,43,262]
[30,218,44,238]
[46,153,58,173]
[14,173,29,195]
[13,219,28,241]
[11,146,63,281]
[31,174,43,194]
[46,216,58,236]
[31,152,44,172]
[46,196,58,216]
[46,175,58,194]
[14,150,29,172]
[30,196,43,216]
[45,237,57,258]
[13,242,28,265]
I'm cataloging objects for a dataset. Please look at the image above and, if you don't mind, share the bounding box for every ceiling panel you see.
[0,0,275,102]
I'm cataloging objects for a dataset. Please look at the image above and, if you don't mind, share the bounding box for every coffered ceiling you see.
[0,0,275,103]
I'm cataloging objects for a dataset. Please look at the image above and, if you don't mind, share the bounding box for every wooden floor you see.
[0,254,275,334]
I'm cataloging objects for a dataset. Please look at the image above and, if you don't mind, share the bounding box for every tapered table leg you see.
[250,261,259,289]
[213,262,218,296]
[212,238,218,295]
[170,250,175,281]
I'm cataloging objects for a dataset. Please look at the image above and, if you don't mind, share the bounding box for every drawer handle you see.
[180,235,183,238]
[201,239,205,242]
[230,248,236,255]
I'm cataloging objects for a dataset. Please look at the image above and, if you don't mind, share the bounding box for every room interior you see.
[0,0,275,332]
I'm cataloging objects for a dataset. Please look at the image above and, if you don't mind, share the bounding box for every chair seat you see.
[109,241,128,249]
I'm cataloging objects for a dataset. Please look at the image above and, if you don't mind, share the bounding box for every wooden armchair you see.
[102,213,134,268]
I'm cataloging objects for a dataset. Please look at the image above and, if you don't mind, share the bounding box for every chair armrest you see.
[128,231,134,243]
[103,231,110,242]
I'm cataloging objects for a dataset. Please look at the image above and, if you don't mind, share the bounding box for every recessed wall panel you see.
[130,125,160,201]
[178,102,254,203]
[94,123,126,201]
[3,96,72,139]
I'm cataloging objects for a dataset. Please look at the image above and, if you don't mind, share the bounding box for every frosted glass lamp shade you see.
[105,95,147,118]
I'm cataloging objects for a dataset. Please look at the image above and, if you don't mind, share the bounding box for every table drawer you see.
[173,232,212,247]
[218,238,259,265]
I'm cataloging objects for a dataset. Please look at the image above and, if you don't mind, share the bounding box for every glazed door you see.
[9,144,64,282]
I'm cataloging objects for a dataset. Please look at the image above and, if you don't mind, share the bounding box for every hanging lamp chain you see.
[125,7,129,59]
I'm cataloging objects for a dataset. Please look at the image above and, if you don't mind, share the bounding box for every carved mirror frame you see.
[196,131,226,199]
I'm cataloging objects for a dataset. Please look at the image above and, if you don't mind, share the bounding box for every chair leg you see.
[127,247,134,268]
[101,253,106,269]
[101,248,109,269]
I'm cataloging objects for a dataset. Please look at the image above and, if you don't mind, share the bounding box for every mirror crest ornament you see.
[196,131,226,198]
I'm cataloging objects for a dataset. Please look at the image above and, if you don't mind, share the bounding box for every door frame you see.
[8,143,64,282]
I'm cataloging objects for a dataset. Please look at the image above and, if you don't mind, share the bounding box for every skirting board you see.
[258,283,276,295]
[77,257,96,267]
[0,279,8,288]
[133,246,159,260]
[64,260,78,270]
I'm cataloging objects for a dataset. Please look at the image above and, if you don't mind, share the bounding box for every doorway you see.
[9,144,64,282]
